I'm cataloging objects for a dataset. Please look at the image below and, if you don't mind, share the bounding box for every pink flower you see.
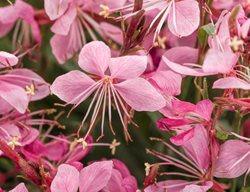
[116,0,200,38]
[145,126,214,192]
[50,159,138,192]
[214,140,250,179]
[0,109,60,156]
[162,8,250,90]
[45,0,126,64]
[0,69,50,114]
[0,52,18,69]
[21,135,92,167]
[157,99,213,145]
[51,41,165,139]
[0,0,41,48]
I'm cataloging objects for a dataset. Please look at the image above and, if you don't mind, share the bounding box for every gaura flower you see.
[157,99,214,146]
[0,0,41,49]
[162,7,250,90]
[0,69,50,114]
[145,126,216,192]
[50,160,138,192]
[51,41,165,140]
[114,0,200,38]
[45,0,126,64]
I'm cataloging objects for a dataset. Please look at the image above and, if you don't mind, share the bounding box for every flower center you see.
[103,76,112,85]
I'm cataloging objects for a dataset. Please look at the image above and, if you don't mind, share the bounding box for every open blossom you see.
[115,0,200,38]
[157,99,213,145]
[45,0,127,64]
[0,109,60,156]
[0,69,50,114]
[10,160,138,192]
[50,160,138,192]
[162,6,250,90]
[145,126,222,192]
[0,0,41,48]
[51,41,165,139]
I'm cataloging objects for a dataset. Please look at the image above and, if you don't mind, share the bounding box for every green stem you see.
[195,0,213,102]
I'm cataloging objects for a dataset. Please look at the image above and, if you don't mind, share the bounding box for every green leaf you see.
[240,187,250,192]
[198,23,215,46]
[215,128,229,141]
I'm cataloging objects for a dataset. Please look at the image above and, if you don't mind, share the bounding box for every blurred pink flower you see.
[50,160,138,192]
[0,0,41,48]
[45,0,126,64]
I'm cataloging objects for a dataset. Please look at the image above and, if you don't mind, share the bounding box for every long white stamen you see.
[110,85,131,140]
[98,84,108,140]
[108,85,115,135]
[150,137,204,174]
[78,85,103,133]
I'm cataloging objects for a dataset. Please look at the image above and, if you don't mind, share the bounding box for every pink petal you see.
[114,78,166,111]
[4,69,50,101]
[112,159,131,178]
[157,118,190,131]
[145,180,192,192]
[148,71,182,96]
[241,19,250,39]
[171,99,196,115]
[182,125,210,170]
[182,181,213,192]
[0,81,28,113]
[122,176,138,192]
[202,49,238,74]
[44,0,70,20]
[102,169,124,192]
[194,99,214,121]
[50,24,84,64]
[162,57,210,77]
[214,140,250,178]
[44,137,68,161]
[158,47,198,71]
[213,77,250,90]
[213,0,234,10]
[0,23,14,37]
[20,127,39,146]
[51,70,96,104]
[170,128,195,146]
[0,51,18,68]
[51,164,79,192]
[9,183,28,192]
[79,160,113,192]
[100,22,123,45]
[78,41,111,77]
[51,5,76,36]
[0,98,12,114]
[168,0,200,37]
[208,11,231,52]
[109,56,147,79]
